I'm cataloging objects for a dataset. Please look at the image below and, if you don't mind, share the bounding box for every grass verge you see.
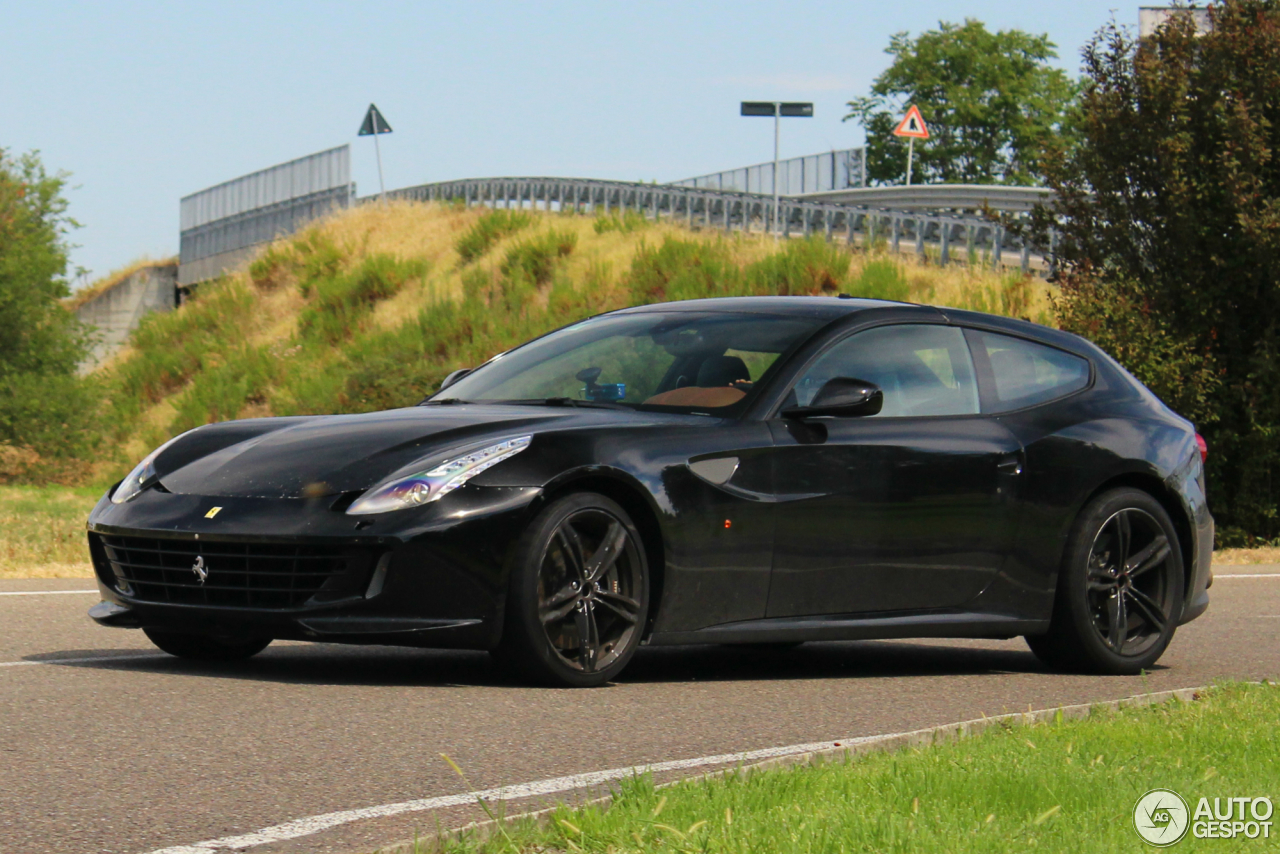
[0,484,99,578]
[413,682,1278,854]
[1214,547,1280,565]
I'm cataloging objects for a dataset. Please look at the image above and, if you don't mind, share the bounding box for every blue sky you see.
[1,1,1141,285]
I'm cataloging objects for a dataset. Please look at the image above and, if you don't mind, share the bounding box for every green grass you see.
[593,210,652,235]
[419,682,1279,854]
[0,484,100,577]
[456,209,536,263]
[297,253,430,344]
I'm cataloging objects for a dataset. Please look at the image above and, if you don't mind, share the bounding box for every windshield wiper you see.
[420,397,472,406]
[510,398,632,410]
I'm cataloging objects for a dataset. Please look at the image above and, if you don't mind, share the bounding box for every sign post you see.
[358,104,393,201]
[892,105,930,186]
[741,101,813,235]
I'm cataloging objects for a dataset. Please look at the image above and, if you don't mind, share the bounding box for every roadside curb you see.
[369,685,1207,854]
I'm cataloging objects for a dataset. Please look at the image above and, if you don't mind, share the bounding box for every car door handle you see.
[997,454,1024,475]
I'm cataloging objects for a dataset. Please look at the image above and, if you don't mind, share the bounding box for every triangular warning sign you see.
[892,105,930,139]
[359,104,393,136]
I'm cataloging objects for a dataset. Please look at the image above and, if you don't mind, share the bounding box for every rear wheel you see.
[143,628,271,661]
[492,493,649,687]
[1026,488,1184,675]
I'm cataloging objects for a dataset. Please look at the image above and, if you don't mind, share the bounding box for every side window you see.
[790,325,979,417]
[968,330,1090,412]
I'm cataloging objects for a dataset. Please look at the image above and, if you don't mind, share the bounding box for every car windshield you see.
[434,311,825,412]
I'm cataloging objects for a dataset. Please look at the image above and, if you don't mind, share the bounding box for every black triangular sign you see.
[359,104,392,136]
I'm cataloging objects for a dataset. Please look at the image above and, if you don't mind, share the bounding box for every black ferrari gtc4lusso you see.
[88,296,1213,686]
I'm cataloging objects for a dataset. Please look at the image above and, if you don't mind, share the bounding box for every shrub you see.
[0,148,100,463]
[747,236,851,296]
[850,258,910,302]
[501,230,577,285]
[455,209,534,263]
[1043,2,1280,538]
[593,210,651,235]
[624,238,742,303]
[109,279,258,419]
[296,254,428,344]
[169,345,277,433]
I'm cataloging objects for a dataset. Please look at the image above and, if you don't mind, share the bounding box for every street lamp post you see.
[741,101,813,235]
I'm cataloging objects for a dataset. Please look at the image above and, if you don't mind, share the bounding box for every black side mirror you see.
[439,368,471,391]
[782,377,883,419]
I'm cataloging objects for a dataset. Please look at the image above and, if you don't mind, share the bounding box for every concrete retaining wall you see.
[74,263,179,371]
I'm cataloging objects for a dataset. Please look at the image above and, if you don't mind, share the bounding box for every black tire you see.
[1026,488,1185,675]
[143,628,272,661]
[492,492,650,687]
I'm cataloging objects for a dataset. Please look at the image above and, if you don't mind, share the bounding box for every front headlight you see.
[111,431,192,504]
[346,436,533,516]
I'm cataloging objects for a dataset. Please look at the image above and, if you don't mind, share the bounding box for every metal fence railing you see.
[379,176,1052,273]
[175,147,1054,287]
[672,147,866,195]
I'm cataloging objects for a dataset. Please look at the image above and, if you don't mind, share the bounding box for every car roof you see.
[609,296,902,319]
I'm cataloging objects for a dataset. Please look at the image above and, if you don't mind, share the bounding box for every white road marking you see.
[0,653,165,669]
[0,589,98,596]
[143,687,1207,854]
[141,736,909,854]
[1214,573,1280,579]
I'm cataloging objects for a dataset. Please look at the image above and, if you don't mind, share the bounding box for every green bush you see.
[501,230,577,286]
[169,345,278,434]
[0,148,100,466]
[849,258,910,302]
[109,279,257,422]
[746,236,851,296]
[624,238,743,303]
[1044,2,1280,538]
[455,209,534,263]
[296,254,428,344]
[593,210,651,235]
[0,372,103,475]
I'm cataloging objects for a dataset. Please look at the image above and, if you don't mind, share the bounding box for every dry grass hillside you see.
[81,201,1052,485]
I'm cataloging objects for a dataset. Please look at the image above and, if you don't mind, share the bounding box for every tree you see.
[1045,1,1280,543]
[845,19,1079,186]
[0,148,96,468]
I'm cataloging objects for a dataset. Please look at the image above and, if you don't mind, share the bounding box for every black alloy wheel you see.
[493,493,649,687]
[1026,488,1184,675]
[143,628,272,661]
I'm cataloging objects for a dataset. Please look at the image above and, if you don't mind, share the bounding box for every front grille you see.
[99,535,349,609]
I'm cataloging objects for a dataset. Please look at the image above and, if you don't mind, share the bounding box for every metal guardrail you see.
[802,183,1053,213]
[673,148,867,195]
[378,176,1053,273]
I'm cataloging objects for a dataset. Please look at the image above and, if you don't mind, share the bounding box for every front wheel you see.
[1026,488,1184,675]
[143,628,271,661]
[492,493,650,687]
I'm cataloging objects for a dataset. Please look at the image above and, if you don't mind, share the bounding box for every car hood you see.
[153,405,609,499]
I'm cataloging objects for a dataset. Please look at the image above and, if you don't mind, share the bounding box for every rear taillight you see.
[1195,433,1208,464]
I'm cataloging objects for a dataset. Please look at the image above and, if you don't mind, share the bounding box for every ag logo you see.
[1135,789,1190,846]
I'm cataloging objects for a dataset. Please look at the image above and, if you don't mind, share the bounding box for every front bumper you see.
[86,484,542,649]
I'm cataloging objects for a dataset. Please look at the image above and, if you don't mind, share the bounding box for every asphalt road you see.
[3,569,1278,854]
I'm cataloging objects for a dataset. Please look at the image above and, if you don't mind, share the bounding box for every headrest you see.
[697,355,750,388]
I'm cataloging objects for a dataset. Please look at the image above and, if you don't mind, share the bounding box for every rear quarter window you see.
[967,330,1090,413]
